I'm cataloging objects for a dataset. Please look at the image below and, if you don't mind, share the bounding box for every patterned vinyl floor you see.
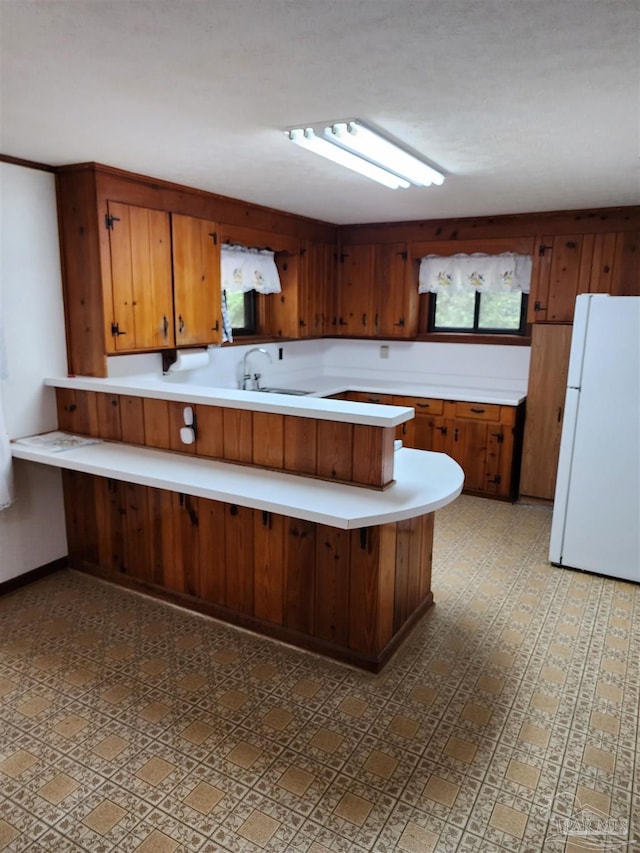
[0,495,638,852]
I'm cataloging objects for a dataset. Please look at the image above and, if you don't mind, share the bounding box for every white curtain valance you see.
[418,252,532,295]
[220,243,282,296]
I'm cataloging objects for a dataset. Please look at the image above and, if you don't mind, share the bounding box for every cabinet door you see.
[107,201,174,350]
[376,243,418,338]
[337,244,376,335]
[300,240,335,337]
[449,419,491,493]
[610,231,640,296]
[544,235,586,323]
[172,214,221,346]
[265,251,300,338]
[519,324,573,501]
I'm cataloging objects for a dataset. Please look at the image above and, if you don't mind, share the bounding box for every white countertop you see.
[297,375,526,406]
[45,375,414,427]
[46,371,526,417]
[11,438,464,529]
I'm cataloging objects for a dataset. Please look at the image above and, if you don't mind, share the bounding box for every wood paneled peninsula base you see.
[12,441,463,671]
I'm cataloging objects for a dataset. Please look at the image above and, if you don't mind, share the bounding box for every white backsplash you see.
[107,338,530,393]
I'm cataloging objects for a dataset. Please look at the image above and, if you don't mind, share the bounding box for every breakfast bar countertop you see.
[11,438,465,529]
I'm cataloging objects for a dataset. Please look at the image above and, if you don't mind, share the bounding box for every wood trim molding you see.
[0,153,56,173]
[0,557,67,596]
[417,332,532,346]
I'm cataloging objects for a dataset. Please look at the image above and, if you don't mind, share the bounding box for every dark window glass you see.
[429,291,528,334]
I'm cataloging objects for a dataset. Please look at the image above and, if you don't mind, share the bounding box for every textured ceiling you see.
[1,0,639,225]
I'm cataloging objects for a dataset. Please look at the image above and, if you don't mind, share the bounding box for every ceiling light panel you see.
[327,121,445,187]
[288,128,410,189]
[286,121,444,190]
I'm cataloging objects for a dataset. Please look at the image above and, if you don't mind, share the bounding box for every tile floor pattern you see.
[0,496,638,852]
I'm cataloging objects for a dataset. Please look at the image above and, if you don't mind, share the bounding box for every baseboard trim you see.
[0,557,68,596]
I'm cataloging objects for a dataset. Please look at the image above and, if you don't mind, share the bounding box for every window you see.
[429,290,528,334]
[220,243,281,342]
[225,290,257,335]
[419,252,532,337]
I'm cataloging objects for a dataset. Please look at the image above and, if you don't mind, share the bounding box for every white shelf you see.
[12,438,464,530]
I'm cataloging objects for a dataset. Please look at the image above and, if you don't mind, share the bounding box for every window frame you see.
[427,291,529,336]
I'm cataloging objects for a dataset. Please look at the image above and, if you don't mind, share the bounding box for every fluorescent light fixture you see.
[286,121,444,189]
[327,121,445,187]
[288,128,409,189]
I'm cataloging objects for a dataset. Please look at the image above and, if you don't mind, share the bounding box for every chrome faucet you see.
[241,347,273,390]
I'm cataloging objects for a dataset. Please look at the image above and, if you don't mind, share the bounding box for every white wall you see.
[0,162,68,582]
[149,337,530,393]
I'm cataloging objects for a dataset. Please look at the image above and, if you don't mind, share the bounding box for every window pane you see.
[434,290,475,329]
[226,291,246,328]
[478,292,523,330]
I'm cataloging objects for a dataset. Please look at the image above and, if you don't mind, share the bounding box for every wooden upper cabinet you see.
[107,201,174,351]
[528,231,640,324]
[337,244,376,334]
[376,243,418,338]
[528,235,584,323]
[600,231,640,296]
[580,231,640,297]
[337,242,417,337]
[264,250,300,338]
[299,240,335,337]
[171,214,222,347]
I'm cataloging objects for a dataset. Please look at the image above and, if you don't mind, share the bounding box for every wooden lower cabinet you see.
[341,391,523,501]
[62,471,435,671]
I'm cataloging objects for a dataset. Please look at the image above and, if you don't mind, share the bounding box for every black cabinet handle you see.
[178,315,185,333]
[470,407,485,414]
[162,316,169,338]
[416,402,430,409]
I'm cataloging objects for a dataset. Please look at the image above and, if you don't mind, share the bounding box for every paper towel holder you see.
[162,349,178,374]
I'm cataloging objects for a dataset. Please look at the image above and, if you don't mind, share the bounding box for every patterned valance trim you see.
[418,252,532,295]
[221,243,282,296]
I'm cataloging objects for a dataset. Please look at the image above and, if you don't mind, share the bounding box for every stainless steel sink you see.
[256,387,311,396]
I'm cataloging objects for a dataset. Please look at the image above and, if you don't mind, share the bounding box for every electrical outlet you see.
[380,345,389,359]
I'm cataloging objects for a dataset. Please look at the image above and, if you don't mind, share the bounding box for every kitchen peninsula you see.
[13,375,464,671]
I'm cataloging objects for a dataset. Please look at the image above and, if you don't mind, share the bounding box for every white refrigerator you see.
[549,294,640,583]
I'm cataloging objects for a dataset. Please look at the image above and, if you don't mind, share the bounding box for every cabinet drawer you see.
[347,391,395,405]
[394,396,443,415]
[454,402,501,421]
